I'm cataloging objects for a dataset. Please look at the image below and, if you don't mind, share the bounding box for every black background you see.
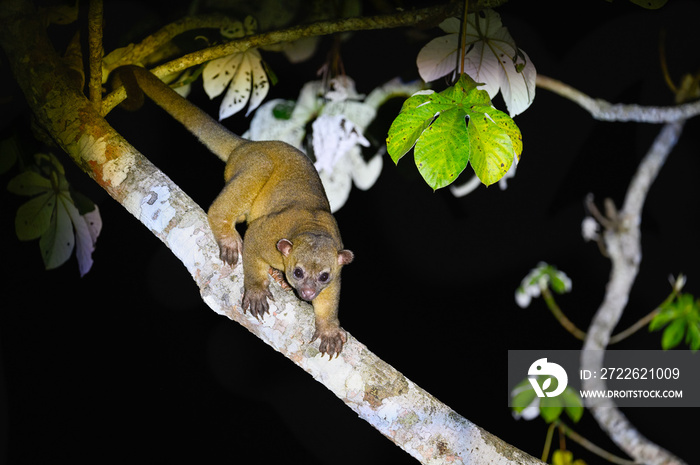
[2,0,699,463]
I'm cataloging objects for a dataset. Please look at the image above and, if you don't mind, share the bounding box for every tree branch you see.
[100,13,241,76]
[101,2,467,114]
[539,70,690,464]
[581,121,687,465]
[0,1,540,463]
[536,74,700,123]
[87,0,103,108]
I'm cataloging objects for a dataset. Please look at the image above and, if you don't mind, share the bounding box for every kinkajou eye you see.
[293,267,304,279]
[318,272,330,283]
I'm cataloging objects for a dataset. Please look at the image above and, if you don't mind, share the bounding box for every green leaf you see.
[649,308,679,331]
[629,0,668,9]
[686,322,700,351]
[386,92,438,163]
[661,318,687,350]
[386,73,521,189]
[466,107,518,185]
[15,191,55,240]
[414,107,470,189]
[552,450,575,465]
[650,293,700,350]
[7,171,52,196]
[539,395,563,423]
[561,387,584,423]
[272,101,295,120]
[511,380,537,411]
[0,136,20,174]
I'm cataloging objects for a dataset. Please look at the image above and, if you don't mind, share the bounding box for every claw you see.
[242,287,273,320]
[217,235,243,266]
[312,326,347,358]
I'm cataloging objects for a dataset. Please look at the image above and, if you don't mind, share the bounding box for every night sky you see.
[2,1,699,463]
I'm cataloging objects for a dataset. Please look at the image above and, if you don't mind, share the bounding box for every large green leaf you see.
[386,73,522,190]
[414,107,470,189]
[386,92,441,163]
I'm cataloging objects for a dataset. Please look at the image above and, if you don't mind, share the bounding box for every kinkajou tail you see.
[115,65,244,162]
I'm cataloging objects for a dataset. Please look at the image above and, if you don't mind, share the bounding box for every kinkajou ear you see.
[277,239,293,256]
[337,249,354,266]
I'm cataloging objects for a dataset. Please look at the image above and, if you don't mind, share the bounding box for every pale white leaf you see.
[202,53,243,99]
[246,51,270,116]
[319,163,352,214]
[363,77,424,111]
[439,17,461,33]
[322,100,377,131]
[246,77,423,211]
[218,53,252,120]
[350,147,383,191]
[203,49,268,120]
[499,50,536,116]
[416,9,536,115]
[40,193,74,270]
[174,82,191,98]
[292,81,325,121]
[220,20,244,39]
[416,33,459,83]
[312,114,369,174]
[67,205,102,277]
[280,37,319,63]
[244,99,306,148]
[324,76,364,102]
[243,16,258,35]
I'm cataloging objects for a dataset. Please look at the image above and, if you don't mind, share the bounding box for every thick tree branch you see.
[0,1,539,463]
[539,72,690,464]
[581,122,687,465]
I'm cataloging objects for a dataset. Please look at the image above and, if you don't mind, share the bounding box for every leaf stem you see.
[608,284,680,344]
[540,278,679,344]
[460,0,469,75]
[539,282,587,341]
[541,421,556,462]
[557,421,638,465]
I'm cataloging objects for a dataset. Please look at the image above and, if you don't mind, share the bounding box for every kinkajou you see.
[115,65,353,357]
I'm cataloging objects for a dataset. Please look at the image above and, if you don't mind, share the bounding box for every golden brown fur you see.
[116,65,353,357]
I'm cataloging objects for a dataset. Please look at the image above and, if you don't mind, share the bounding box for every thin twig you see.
[558,422,638,465]
[87,0,103,108]
[536,74,700,123]
[540,284,586,341]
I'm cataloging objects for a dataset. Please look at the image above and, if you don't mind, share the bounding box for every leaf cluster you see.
[386,73,521,190]
[649,293,700,350]
[3,146,101,276]
[511,376,583,424]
